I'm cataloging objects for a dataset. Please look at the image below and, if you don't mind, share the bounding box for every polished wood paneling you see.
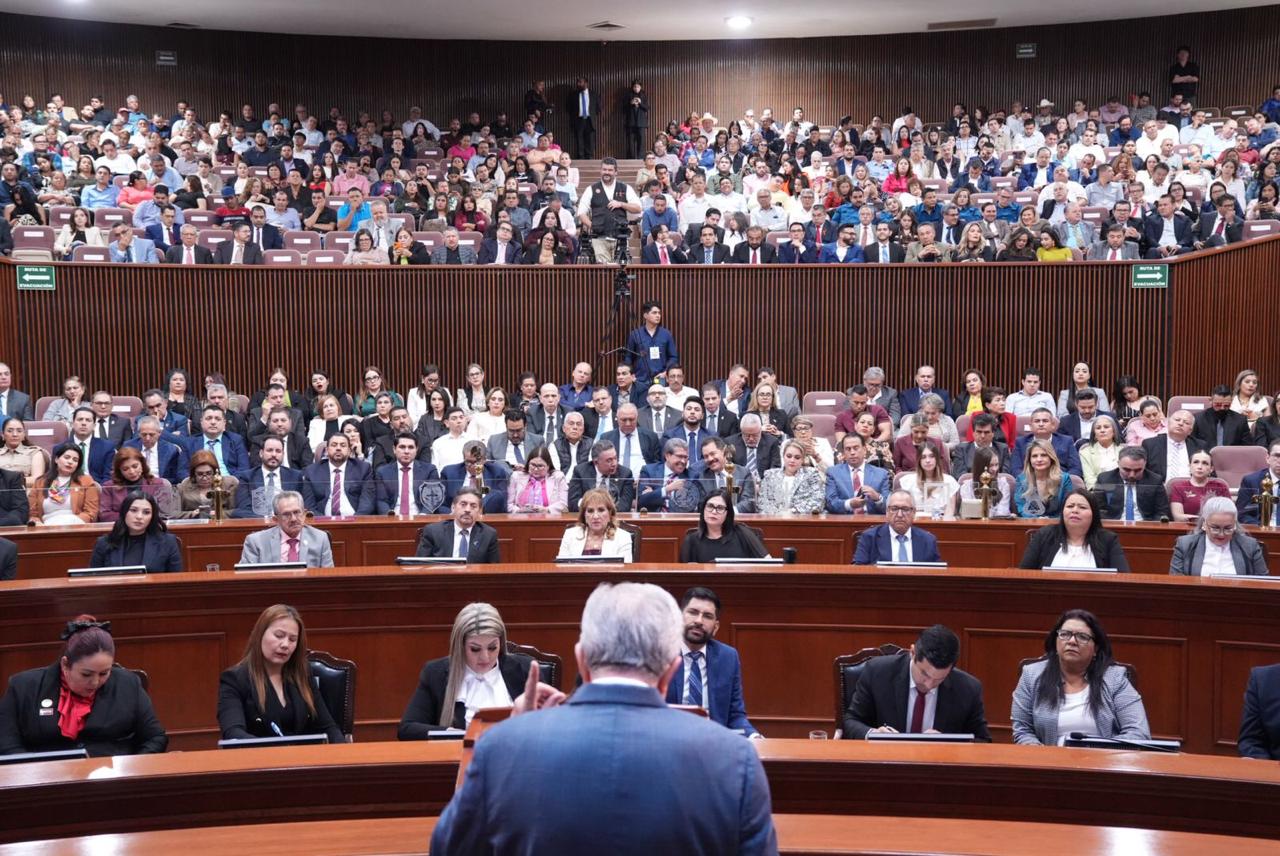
[1,565,1277,754]
[1,8,1278,157]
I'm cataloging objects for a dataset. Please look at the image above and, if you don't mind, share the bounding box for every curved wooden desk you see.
[0,565,1276,753]
[1,741,1278,845]
[3,513,1278,578]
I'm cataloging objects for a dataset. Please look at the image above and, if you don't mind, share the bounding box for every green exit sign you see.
[16,265,56,290]
[1130,264,1169,288]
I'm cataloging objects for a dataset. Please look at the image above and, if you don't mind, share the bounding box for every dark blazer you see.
[702,407,739,438]
[1,388,33,420]
[300,459,376,516]
[1239,664,1280,760]
[213,240,265,265]
[1018,524,1130,570]
[725,433,781,478]
[414,519,501,563]
[602,427,662,467]
[898,387,955,419]
[373,460,442,514]
[552,436,593,474]
[949,442,1011,479]
[1094,470,1173,521]
[662,425,715,463]
[664,638,758,735]
[852,524,943,565]
[144,222,183,250]
[636,406,681,436]
[640,243,689,264]
[122,438,187,484]
[840,652,990,741]
[183,432,248,477]
[776,241,818,263]
[1170,529,1269,576]
[216,662,343,743]
[388,241,433,265]
[429,681,776,855]
[247,432,312,470]
[568,460,636,512]
[0,536,16,581]
[398,654,531,738]
[1192,408,1250,448]
[1057,410,1116,443]
[581,408,616,439]
[863,241,906,263]
[1196,212,1244,246]
[1141,434,1209,482]
[88,414,132,446]
[1237,468,1280,525]
[164,243,214,264]
[89,532,183,572]
[729,242,777,264]
[1140,212,1194,251]
[0,469,30,527]
[440,461,510,514]
[0,662,167,756]
[688,242,731,264]
[528,405,571,440]
[477,238,522,265]
[247,223,283,251]
[1011,432,1083,478]
[231,466,306,518]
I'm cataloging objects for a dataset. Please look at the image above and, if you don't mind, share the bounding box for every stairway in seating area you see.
[574,159,646,261]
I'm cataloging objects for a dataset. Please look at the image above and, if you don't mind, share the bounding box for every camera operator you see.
[577,157,641,263]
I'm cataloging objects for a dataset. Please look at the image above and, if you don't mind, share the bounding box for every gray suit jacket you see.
[1169,530,1269,576]
[430,246,478,264]
[1055,220,1096,248]
[1085,240,1139,260]
[773,385,801,420]
[1011,659,1150,746]
[1,389,33,421]
[486,431,545,466]
[239,525,334,567]
[636,406,680,435]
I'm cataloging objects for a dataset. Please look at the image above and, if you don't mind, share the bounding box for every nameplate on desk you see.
[232,562,307,572]
[67,565,147,578]
[554,555,624,565]
[1205,572,1280,580]
[217,733,328,749]
[875,561,948,569]
[1062,736,1182,752]
[165,518,211,526]
[866,732,976,743]
[397,556,466,566]
[714,557,785,565]
[425,728,466,740]
[0,748,89,764]
[1042,566,1119,574]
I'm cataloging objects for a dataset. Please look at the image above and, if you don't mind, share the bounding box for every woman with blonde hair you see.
[1015,440,1072,518]
[397,602,534,737]
[745,382,790,437]
[557,487,632,559]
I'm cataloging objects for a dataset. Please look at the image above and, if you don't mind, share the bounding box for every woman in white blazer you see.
[54,207,108,258]
[557,487,633,562]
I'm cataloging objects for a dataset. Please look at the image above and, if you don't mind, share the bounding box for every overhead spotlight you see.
[725,15,753,30]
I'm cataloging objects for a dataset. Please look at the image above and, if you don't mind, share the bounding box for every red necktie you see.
[909,691,926,733]
[851,467,863,515]
[185,246,193,264]
[1214,218,1224,236]
[399,466,411,516]
[330,467,343,515]
[659,245,668,264]
[287,538,300,562]
[1109,248,1118,260]
[751,248,759,264]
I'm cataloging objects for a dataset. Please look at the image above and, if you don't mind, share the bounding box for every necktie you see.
[1124,483,1136,521]
[399,466,412,516]
[97,418,108,439]
[880,244,889,263]
[266,471,278,507]
[746,446,757,474]
[909,689,926,733]
[751,248,759,264]
[580,92,587,118]
[704,247,712,263]
[513,443,524,465]
[707,413,716,434]
[331,467,343,516]
[185,246,193,264]
[659,246,668,264]
[862,225,872,246]
[254,227,262,247]
[1109,248,1118,260]
[851,467,863,515]
[1216,422,1225,447]
[209,438,225,473]
[457,527,471,559]
[896,534,909,562]
[1214,218,1224,237]
[147,446,157,475]
[0,392,6,416]
[546,413,556,441]
[624,433,633,467]
[232,244,243,264]
[656,412,664,433]
[79,441,89,476]
[687,431,699,464]
[686,651,704,708]
[286,537,300,562]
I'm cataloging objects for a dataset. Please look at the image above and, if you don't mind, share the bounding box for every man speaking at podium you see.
[430,582,778,855]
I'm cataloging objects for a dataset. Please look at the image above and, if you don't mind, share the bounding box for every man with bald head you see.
[558,362,594,411]
[602,403,661,478]
[1142,410,1207,483]
[528,383,569,442]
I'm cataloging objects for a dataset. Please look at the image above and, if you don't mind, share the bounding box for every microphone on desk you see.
[1066,731,1179,753]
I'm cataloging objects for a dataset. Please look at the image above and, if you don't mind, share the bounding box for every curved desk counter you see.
[1,742,1279,845]
[0,565,1276,752]
[2,513,1279,578]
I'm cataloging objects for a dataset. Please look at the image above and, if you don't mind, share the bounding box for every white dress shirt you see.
[456,666,513,724]
[1202,540,1237,575]
[1165,439,1190,481]
[616,430,645,477]
[679,643,710,712]
[431,433,468,469]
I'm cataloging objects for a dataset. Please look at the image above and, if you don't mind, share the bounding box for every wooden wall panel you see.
[1,7,1278,157]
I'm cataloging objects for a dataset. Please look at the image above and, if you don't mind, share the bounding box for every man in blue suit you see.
[776,223,818,263]
[637,437,701,512]
[660,397,712,467]
[1236,441,1280,525]
[373,432,443,515]
[183,406,249,477]
[440,440,510,514]
[107,224,160,264]
[1239,662,1280,759]
[477,222,522,264]
[430,582,777,854]
[665,586,761,737]
[300,433,375,516]
[1017,147,1059,190]
[68,408,116,484]
[826,434,890,515]
[897,365,953,419]
[852,490,943,564]
[233,435,306,518]
[122,416,187,484]
[140,389,189,438]
[1010,407,1083,478]
[818,223,866,263]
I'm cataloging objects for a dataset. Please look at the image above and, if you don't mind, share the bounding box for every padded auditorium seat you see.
[264,250,304,265]
[802,391,847,415]
[283,230,322,252]
[308,649,357,741]
[306,250,345,266]
[71,245,111,262]
[1210,446,1267,490]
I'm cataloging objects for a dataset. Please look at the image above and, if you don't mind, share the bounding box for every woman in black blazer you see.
[217,604,344,743]
[398,603,532,739]
[0,615,167,756]
[90,494,183,572]
[389,226,432,265]
[1019,488,1129,571]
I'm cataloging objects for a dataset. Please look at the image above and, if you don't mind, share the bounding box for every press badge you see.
[649,346,660,360]
[40,698,55,715]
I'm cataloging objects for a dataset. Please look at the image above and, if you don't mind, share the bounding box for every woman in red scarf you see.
[0,615,167,757]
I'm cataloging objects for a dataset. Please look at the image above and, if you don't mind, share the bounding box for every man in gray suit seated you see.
[0,362,34,420]
[429,227,478,265]
[1086,224,1140,260]
[238,491,334,567]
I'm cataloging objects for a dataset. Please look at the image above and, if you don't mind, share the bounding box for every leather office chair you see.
[119,665,150,692]
[308,649,357,740]
[832,644,905,734]
[617,520,641,562]
[506,640,562,690]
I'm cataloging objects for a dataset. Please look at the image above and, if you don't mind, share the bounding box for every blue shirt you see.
[625,324,678,385]
[21,150,62,172]
[133,199,185,229]
[912,202,942,227]
[865,160,892,182]
[81,184,120,210]
[558,384,593,411]
[955,205,982,223]
[995,203,1021,224]
[336,201,371,227]
[640,206,679,235]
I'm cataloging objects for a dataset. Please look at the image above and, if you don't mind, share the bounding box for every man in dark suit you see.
[87,390,132,446]
[1056,390,1111,443]
[0,362,33,420]
[373,432,443,515]
[664,587,761,737]
[640,226,689,264]
[699,386,739,438]
[568,439,635,512]
[841,625,990,741]
[68,407,117,484]
[1094,446,1173,521]
[581,386,616,440]
[1140,195,1195,259]
[0,535,15,581]
[726,415,781,479]
[1193,195,1244,250]
[1141,410,1206,482]
[477,222,522,265]
[552,411,593,475]
[213,223,265,264]
[950,414,1010,478]
[414,487,501,562]
[232,435,307,518]
[1239,662,1280,759]
[183,406,249,477]
[637,437,701,512]
[566,77,600,159]
[123,416,187,484]
[247,408,312,470]
[1085,225,1141,260]
[776,222,818,263]
[527,383,570,443]
[1236,441,1280,525]
[729,226,776,264]
[863,221,905,263]
[0,469,29,527]
[660,398,712,468]
[163,224,215,264]
[140,389,190,438]
[1192,386,1251,448]
[603,403,661,474]
[439,441,510,514]
[897,365,954,421]
[688,223,730,264]
[637,385,680,435]
[852,490,943,564]
[429,581,776,854]
[684,214,724,251]
[1010,408,1083,478]
[300,432,375,516]
[247,207,283,251]
[693,435,757,513]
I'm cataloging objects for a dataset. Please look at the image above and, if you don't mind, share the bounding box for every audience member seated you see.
[852,490,943,565]
[693,435,757,513]
[28,442,99,526]
[1238,663,1280,760]
[1168,450,1231,521]
[1123,398,1167,446]
[1011,408,1082,477]
[892,413,949,474]
[568,439,635,513]
[841,624,990,740]
[557,487,633,561]
[665,586,761,737]
[97,448,177,522]
[184,405,248,476]
[957,446,1014,517]
[1094,446,1173,522]
[1237,440,1280,525]
[440,440,510,514]
[217,604,344,743]
[825,434,890,515]
[398,602,532,737]
[1019,488,1129,570]
[897,446,959,518]
[301,433,375,517]
[1077,414,1122,490]
[235,435,308,518]
[950,413,1009,478]
[507,445,568,513]
[0,417,47,487]
[415,487,501,563]
[174,450,237,520]
[1011,609,1150,746]
[1170,496,1268,576]
[238,490,334,567]
[40,375,87,425]
[1192,385,1251,448]
[1014,440,1073,518]
[756,439,826,515]
[636,437,701,513]
[679,488,768,563]
[1140,410,1204,482]
[0,615,167,756]
[787,416,834,472]
[89,494,182,572]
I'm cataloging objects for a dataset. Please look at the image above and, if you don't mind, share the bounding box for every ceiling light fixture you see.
[725,15,753,29]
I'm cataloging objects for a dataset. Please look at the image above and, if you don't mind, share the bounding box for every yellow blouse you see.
[1037,247,1074,262]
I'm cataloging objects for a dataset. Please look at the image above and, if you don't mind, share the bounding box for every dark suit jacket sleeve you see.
[398,659,451,739]
[951,672,992,742]
[918,530,943,562]
[1098,529,1131,571]
[159,533,184,572]
[89,536,112,568]
[415,523,443,557]
[851,527,877,565]
[841,659,884,739]
[0,540,15,581]
[616,470,637,511]
[1018,526,1055,568]
[0,472,29,526]
[723,648,758,736]
[1238,668,1277,759]
[216,666,256,739]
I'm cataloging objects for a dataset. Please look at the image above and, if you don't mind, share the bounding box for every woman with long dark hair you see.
[678,488,769,562]
[1018,488,1128,570]
[90,493,183,571]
